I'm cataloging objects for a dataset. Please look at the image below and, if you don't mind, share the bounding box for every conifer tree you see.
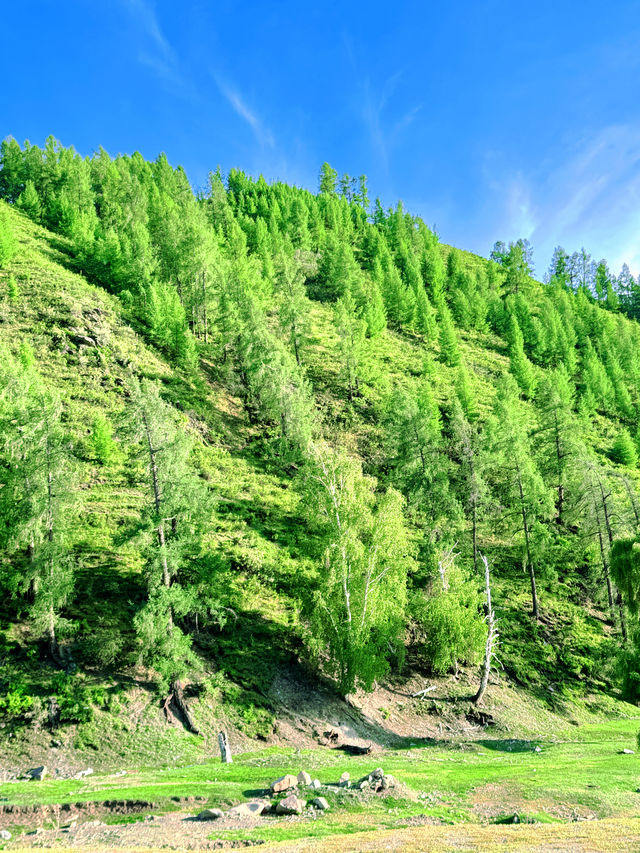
[16,180,42,222]
[334,289,366,402]
[128,379,205,702]
[0,206,17,268]
[535,367,580,523]
[275,252,310,364]
[450,398,489,571]
[506,312,536,397]
[438,302,461,367]
[611,430,638,468]
[364,281,387,338]
[0,349,76,660]
[488,375,553,618]
[415,285,437,340]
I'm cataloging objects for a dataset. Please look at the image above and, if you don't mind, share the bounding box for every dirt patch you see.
[471,782,597,822]
[0,798,208,828]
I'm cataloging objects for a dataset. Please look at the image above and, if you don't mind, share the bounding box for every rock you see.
[534,746,541,753]
[297,770,312,786]
[74,767,94,779]
[339,771,350,787]
[70,332,98,348]
[270,774,298,793]
[310,779,322,789]
[27,765,47,781]
[383,774,396,788]
[512,812,520,824]
[358,779,369,790]
[0,830,11,840]
[622,749,635,755]
[370,767,384,779]
[276,794,305,815]
[197,808,224,820]
[311,797,329,811]
[228,800,268,817]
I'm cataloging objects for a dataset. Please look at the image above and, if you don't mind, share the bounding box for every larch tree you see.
[488,375,554,619]
[275,252,310,365]
[128,379,206,716]
[0,349,76,662]
[334,289,366,403]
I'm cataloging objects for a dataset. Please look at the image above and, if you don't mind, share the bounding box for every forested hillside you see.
[1,136,640,752]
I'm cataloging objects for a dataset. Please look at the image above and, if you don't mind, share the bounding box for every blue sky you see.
[3,0,640,274]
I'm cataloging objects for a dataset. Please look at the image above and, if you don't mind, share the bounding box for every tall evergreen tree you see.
[488,375,553,618]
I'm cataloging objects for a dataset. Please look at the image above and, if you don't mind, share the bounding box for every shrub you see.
[611,429,638,467]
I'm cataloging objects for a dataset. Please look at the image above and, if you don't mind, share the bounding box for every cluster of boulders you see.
[196,767,396,822]
[23,765,95,782]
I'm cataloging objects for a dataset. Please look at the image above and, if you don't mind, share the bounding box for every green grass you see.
[4,718,640,845]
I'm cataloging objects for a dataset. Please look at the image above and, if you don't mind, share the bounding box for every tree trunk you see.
[517,468,538,619]
[594,503,615,610]
[553,412,564,524]
[171,679,200,735]
[202,271,208,344]
[218,730,232,763]
[474,555,497,705]
[471,500,478,574]
[617,591,628,645]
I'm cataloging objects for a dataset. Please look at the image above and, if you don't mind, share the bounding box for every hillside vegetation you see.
[1,138,640,764]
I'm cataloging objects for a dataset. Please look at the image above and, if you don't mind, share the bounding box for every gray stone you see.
[310,779,322,790]
[70,332,98,348]
[339,771,350,787]
[270,774,298,793]
[622,749,635,754]
[27,765,47,781]
[197,808,224,821]
[0,830,11,840]
[311,797,329,811]
[297,770,312,786]
[228,800,268,817]
[358,779,369,790]
[534,746,541,753]
[275,794,305,815]
[74,767,94,779]
[370,767,384,779]
[383,774,396,788]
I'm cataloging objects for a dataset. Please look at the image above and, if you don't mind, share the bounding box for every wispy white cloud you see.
[484,124,640,275]
[214,77,275,148]
[361,70,422,182]
[120,0,198,100]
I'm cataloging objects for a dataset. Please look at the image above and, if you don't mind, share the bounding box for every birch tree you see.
[304,443,414,695]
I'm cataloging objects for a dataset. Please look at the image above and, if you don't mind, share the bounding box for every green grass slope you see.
[0,197,639,779]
